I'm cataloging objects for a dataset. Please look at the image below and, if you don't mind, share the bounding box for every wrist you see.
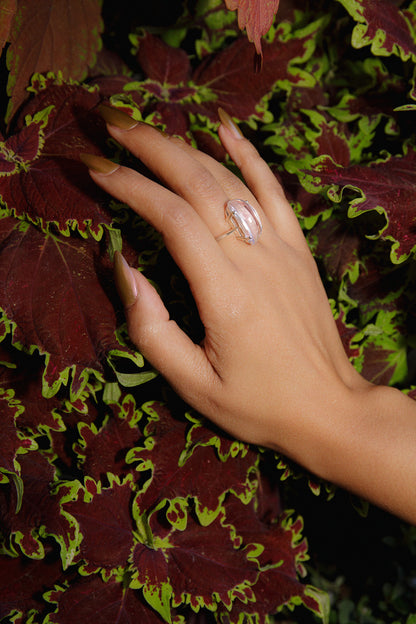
[308,382,416,522]
[311,382,386,483]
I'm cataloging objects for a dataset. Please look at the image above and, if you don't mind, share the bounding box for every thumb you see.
[113,252,219,405]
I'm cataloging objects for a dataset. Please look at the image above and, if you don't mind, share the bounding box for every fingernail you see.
[218,107,244,139]
[98,104,139,130]
[114,251,138,308]
[79,153,120,175]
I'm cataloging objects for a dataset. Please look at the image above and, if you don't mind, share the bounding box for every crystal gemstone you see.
[225,199,262,245]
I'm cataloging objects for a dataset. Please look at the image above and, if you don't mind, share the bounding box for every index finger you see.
[84,156,234,311]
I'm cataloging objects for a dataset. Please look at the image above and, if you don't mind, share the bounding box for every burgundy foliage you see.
[0,0,415,622]
[309,147,416,262]
[63,477,135,570]
[127,403,258,519]
[3,82,111,237]
[46,575,168,624]
[0,217,136,398]
[5,0,103,121]
[224,0,280,54]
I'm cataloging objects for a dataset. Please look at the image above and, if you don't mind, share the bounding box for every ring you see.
[216,199,262,245]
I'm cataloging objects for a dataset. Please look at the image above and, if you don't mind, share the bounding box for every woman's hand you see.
[81,106,416,524]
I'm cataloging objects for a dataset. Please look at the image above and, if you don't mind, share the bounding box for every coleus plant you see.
[0,0,416,623]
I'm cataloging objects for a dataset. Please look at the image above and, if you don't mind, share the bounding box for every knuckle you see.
[235,141,261,169]
[128,320,160,354]
[163,200,193,232]
[184,166,217,199]
[168,135,188,149]
[262,176,286,199]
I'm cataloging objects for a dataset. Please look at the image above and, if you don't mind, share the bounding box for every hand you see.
[81,106,416,524]
[80,106,371,466]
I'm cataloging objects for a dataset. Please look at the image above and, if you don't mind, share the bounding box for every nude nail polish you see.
[98,104,139,130]
[79,153,119,175]
[218,107,244,139]
[114,251,138,307]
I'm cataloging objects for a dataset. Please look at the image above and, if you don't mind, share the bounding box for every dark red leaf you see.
[222,562,323,622]
[152,101,190,137]
[0,387,29,475]
[218,497,324,620]
[0,345,62,433]
[2,120,43,165]
[310,217,361,282]
[255,469,283,523]
[272,85,355,167]
[6,0,103,121]
[63,478,135,569]
[314,123,351,168]
[132,511,259,610]
[347,258,406,319]
[0,218,135,398]
[341,260,407,385]
[333,74,407,121]
[129,404,257,520]
[192,129,227,162]
[47,574,166,624]
[288,83,329,111]
[224,0,280,54]
[0,550,64,621]
[309,147,416,262]
[300,103,353,165]
[2,82,113,237]
[0,453,75,559]
[47,395,100,472]
[185,416,252,461]
[0,0,16,55]
[136,33,191,84]
[193,33,315,121]
[358,337,406,386]
[345,0,416,60]
[131,28,318,141]
[15,80,104,157]
[278,168,332,220]
[89,74,138,102]
[75,402,142,482]
[88,47,132,80]
[335,311,361,361]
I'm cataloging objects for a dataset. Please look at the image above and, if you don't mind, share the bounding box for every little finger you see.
[218,109,309,252]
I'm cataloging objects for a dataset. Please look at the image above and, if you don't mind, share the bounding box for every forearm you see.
[310,385,416,524]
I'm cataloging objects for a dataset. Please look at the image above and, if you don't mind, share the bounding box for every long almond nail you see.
[79,153,119,175]
[114,251,138,308]
[218,107,244,139]
[98,104,138,130]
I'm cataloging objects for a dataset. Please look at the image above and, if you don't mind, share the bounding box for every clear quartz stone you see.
[225,199,262,244]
